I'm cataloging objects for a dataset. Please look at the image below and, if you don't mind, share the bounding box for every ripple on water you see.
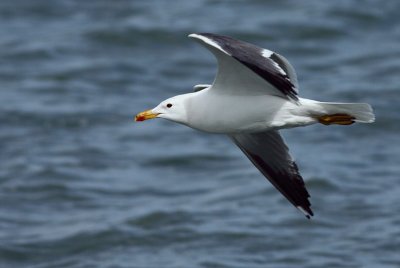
[142,153,234,169]
[1,0,399,267]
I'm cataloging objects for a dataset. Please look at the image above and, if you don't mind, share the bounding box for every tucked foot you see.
[318,113,355,125]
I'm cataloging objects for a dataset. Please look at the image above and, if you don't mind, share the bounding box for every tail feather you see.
[316,102,375,123]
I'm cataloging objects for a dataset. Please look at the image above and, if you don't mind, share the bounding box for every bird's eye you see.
[166,103,173,108]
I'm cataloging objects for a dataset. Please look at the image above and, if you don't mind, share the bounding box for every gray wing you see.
[189,33,299,100]
[230,130,313,218]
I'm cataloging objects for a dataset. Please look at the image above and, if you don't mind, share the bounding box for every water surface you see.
[1,1,399,267]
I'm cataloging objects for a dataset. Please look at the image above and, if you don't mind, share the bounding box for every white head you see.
[135,94,190,125]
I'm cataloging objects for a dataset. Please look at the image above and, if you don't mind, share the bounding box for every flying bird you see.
[135,33,375,218]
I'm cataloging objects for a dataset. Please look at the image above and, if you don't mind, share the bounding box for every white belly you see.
[185,91,313,134]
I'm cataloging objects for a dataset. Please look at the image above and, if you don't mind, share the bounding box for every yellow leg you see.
[318,113,355,125]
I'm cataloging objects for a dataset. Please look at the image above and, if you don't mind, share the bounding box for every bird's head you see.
[135,94,189,124]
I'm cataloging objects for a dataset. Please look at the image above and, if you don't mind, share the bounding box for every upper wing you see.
[189,33,299,101]
[230,130,313,218]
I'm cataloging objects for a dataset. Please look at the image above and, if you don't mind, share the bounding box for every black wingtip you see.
[297,206,314,219]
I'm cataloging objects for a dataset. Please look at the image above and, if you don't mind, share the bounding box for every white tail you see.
[317,102,375,123]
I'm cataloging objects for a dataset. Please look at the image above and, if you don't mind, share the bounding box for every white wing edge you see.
[188,33,230,56]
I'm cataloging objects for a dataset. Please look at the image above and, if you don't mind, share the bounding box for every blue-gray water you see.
[1,1,399,267]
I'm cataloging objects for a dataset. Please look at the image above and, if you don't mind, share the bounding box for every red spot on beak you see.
[134,109,159,122]
[135,115,145,121]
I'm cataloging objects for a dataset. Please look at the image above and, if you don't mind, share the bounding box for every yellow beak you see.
[135,109,160,122]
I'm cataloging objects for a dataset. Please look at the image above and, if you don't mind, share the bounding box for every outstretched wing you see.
[189,33,299,101]
[230,130,313,218]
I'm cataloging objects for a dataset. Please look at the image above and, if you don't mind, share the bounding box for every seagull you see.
[135,33,375,218]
